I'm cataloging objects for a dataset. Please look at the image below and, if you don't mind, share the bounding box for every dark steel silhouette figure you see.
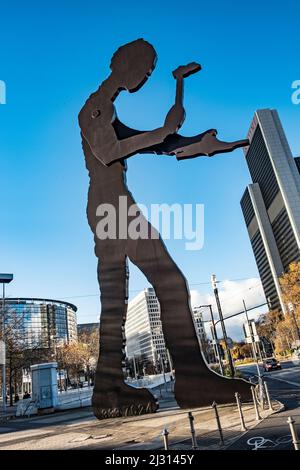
[79,39,251,419]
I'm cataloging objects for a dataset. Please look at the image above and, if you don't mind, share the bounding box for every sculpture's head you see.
[110,39,157,92]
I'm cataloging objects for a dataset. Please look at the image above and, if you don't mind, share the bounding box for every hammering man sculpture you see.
[79,39,251,419]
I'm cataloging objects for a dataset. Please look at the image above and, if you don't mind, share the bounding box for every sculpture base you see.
[93,401,158,420]
[92,383,158,420]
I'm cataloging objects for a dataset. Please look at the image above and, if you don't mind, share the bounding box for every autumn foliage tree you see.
[274,315,297,353]
[280,261,300,309]
[256,309,282,352]
[77,327,99,380]
[279,261,300,348]
[256,261,300,355]
[56,327,99,386]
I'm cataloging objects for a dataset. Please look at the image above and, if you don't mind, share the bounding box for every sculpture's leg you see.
[127,232,252,408]
[92,254,158,419]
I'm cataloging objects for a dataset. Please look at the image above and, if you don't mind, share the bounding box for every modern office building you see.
[192,307,208,344]
[77,322,99,335]
[125,288,208,368]
[241,109,300,311]
[125,288,168,367]
[192,307,216,363]
[3,298,78,349]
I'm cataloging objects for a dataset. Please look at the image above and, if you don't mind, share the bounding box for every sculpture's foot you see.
[92,382,158,420]
[174,369,252,409]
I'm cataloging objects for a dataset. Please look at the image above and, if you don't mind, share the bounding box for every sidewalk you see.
[0,396,283,450]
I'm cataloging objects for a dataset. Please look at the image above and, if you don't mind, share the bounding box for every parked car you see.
[263,358,281,372]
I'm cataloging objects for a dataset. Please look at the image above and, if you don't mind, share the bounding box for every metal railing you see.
[159,386,284,450]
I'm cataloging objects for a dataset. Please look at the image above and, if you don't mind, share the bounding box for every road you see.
[1,363,299,450]
[229,360,300,450]
[0,383,175,438]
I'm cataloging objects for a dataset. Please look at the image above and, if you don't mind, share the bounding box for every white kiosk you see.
[31,362,58,413]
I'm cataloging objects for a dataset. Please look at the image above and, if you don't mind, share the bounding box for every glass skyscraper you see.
[2,298,77,349]
[125,288,207,367]
[241,109,300,311]
[125,288,167,366]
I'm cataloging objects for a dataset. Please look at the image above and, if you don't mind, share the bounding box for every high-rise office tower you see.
[241,109,300,311]
[125,288,168,367]
[125,288,206,368]
[192,307,208,344]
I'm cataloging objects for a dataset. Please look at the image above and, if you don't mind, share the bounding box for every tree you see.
[77,327,99,384]
[237,342,253,359]
[280,261,300,308]
[0,306,49,405]
[56,342,85,385]
[256,309,282,352]
[55,328,100,387]
[251,261,300,357]
[231,341,252,360]
[2,307,31,405]
[274,316,295,354]
[280,261,300,342]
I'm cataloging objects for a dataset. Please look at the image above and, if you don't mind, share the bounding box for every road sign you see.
[0,340,5,365]
[243,320,259,343]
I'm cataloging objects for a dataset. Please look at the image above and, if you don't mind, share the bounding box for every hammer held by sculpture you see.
[79,39,251,419]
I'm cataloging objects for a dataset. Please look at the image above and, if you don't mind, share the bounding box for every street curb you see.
[1,405,93,424]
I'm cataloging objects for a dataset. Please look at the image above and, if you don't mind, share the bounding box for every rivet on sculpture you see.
[79,39,251,419]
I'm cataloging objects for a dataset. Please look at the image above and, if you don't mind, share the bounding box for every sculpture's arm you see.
[163,62,201,133]
[112,120,249,159]
[141,130,249,158]
[81,62,202,165]
[103,110,185,164]
[116,125,170,160]
[106,63,202,163]
[80,116,173,166]
[164,129,249,160]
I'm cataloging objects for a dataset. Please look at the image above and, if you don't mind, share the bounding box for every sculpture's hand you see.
[172,130,249,160]
[172,62,201,79]
[166,62,201,135]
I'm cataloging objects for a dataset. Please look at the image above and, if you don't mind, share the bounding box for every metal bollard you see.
[251,386,262,421]
[263,381,273,411]
[287,416,300,450]
[235,392,247,432]
[162,428,169,450]
[188,411,198,449]
[212,401,224,446]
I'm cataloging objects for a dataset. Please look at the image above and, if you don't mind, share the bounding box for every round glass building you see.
[4,298,77,349]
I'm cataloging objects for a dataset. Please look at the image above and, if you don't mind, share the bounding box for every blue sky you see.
[1,1,299,337]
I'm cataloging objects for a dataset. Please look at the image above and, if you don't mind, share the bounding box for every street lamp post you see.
[166,348,174,379]
[208,304,224,375]
[242,299,265,403]
[211,274,235,377]
[132,354,138,380]
[242,300,262,381]
[197,304,224,375]
[0,273,13,414]
[158,353,167,391]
